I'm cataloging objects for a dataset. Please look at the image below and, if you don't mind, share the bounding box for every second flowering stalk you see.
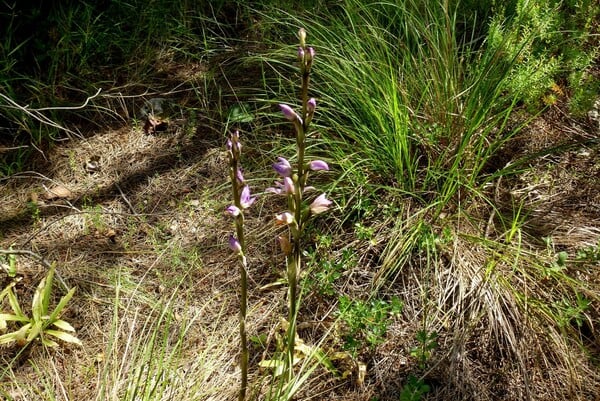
[226,130,255,401]
[269,28,332,380]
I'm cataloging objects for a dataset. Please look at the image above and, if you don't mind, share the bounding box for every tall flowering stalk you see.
[269,28,332,380]
[225,130,255,401]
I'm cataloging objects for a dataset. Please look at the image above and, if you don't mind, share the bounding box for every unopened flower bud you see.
[236,169,245,185]
[308,160,329,171]
[279,104,299,122]
[299,28,307,47]
[305,47,315,69]
[297,47,305,61]
[307,98,316,114]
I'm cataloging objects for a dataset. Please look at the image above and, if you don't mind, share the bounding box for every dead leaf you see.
[43,185,73,200]
[105,228,117,243]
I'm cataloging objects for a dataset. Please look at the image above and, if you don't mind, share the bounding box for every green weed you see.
[0,265,81,348]
[337,295,403,354]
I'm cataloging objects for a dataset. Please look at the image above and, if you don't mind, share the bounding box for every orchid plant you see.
[267,28,332,380]
[224,28,331,398]
[225,129,255,401]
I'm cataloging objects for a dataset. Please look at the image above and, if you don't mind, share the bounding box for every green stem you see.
[230,155,248,401]
[285,251,299,380]
[285,51,312,381]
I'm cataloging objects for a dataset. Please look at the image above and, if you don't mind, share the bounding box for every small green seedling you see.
[0,249,18,277]
[410,329,438,369]
[399,375,430,401]
[0,265,81,347]
[337,295,403,353]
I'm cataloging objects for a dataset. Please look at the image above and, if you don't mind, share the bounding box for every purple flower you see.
[240,186,256,209]
[309,193,332,215]
[307,98,316,114]
[283,177,295,194]
[225,205,241,217]
[229,235,242,253]
[297,47,305,61]
[275,212,295,225]
[308,160,329,171]
[279,104,299,122]
[273,157,293,177]
[236,169,245,185]
[265,181,283,195]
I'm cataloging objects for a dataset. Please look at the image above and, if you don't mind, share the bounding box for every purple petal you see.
[309,160,329,171]
[309,193,332,215]
[273,157,293,177]
[275,212,295,225]
[225,205,241,217]
[229,235,242,253]
[240,186,256,209]
[279,104,298,122]
[283,177,295,194]
[265,187,282,195]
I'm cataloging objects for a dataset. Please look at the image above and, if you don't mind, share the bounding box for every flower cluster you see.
[225,130,255,256]
[268,28,332,236]
[267,29,333,379]
[224,129,252,401]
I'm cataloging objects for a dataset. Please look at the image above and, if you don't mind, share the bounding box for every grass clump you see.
[244,0,600,398]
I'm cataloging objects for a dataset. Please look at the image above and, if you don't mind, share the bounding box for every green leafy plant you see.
[305,246,355,297]
[553,293,591,329]
[0,265,81,347]
[0,249,17,278]
[337,295,403,354]
[399,375,430,401]
[576,240,600,263]
[410,329,438,370]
